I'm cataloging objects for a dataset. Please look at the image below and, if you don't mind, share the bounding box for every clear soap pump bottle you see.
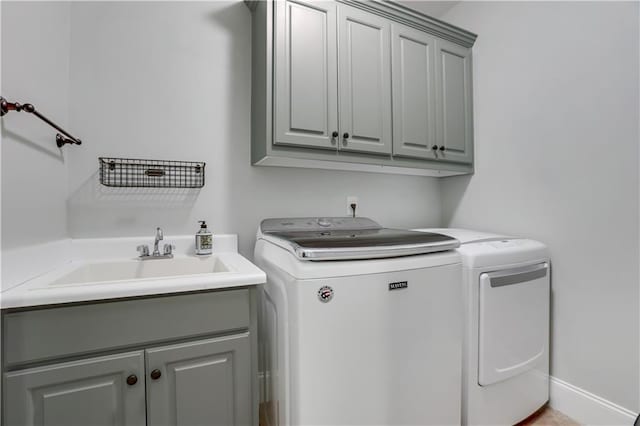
[195,220,213,255]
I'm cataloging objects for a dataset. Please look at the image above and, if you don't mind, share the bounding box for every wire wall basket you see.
[99,157,205,188]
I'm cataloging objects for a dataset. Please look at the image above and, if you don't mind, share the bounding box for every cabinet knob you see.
[439,145,445,151]
[343,133,350,139]
[432,145,438,150]
[126,374,138,386]
[150,369,162,380]
[332,131,339,138]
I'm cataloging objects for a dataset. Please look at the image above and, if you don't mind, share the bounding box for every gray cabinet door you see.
[338,4,392,155]
[4,351,146,426]
[391,23,437,159]
[145,333,251,426]
[274,0,339,150]
[435,38,474,164]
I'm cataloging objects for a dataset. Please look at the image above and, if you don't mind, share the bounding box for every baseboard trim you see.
[549,376,638,425]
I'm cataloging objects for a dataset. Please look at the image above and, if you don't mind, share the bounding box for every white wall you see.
[66,1,442,257]
[1,2,71,252]
[434,1,639,412]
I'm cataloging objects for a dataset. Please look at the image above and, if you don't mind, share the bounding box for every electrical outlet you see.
[347,196,359,217]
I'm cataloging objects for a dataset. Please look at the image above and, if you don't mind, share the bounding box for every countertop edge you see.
[2,249,266,310]
[1,273,266,310]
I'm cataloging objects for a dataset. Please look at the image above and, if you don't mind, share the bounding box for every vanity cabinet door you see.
[337,3,392,155]
[274,0,339,150]
[4,351,146,426]
[391,23,437,159]
[435,38,474,164]
[145,333,252,426]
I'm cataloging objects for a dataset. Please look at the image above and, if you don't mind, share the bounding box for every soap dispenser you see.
[195,220,213,255]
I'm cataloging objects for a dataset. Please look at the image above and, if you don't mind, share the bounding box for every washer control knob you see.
[317,218,332,227]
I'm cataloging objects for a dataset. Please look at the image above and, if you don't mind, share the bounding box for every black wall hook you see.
[0,96,82,148]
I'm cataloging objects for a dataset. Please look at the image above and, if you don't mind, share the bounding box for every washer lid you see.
[413,228,511,244]
[259,217,459,260]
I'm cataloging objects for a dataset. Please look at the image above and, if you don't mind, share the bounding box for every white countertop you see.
[1,234,266,309]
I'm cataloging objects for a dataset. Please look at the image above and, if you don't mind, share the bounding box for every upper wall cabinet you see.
[391,22,437,160]
[436,38,473,164]
[248,0,477,177]
[338,4,392,155]
[274,1,392,155]
[274,0,338,150]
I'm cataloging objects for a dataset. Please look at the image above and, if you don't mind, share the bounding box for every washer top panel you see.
[259,217,459,261]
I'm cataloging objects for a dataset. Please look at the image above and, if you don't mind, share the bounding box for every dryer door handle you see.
[483,262,548,288]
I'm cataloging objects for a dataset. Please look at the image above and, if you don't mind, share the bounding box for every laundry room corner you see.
[433,1,640,423]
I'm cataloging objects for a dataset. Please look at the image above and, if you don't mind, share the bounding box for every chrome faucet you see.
[153,227,163,256]
[137,227,174,260]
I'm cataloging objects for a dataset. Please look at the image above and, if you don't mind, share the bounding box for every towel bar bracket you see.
[0,96,82,147]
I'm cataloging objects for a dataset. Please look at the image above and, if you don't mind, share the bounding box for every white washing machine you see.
[417,228,550,425]
[254,217,463,425]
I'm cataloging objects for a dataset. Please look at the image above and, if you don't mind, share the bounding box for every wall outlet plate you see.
[347,196,359,216]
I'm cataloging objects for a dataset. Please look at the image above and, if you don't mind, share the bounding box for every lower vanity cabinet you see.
[2,288,258,426]
[146,334,252,426]
[5,351,146,426]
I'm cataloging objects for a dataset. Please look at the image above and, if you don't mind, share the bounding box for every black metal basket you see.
[99,157,205,188]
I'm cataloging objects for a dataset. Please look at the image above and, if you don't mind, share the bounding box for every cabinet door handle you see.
[343,132,350,140]
[432,145,438,150]
[150,369,162,380]
[126,374,138,386]
[331,131,338,144]
[439,145,445,151]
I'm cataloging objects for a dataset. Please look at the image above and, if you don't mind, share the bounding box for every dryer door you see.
[478,262,549,386]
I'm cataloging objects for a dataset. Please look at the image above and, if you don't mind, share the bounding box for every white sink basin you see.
[50,256,231,286]
[1,234,266,309]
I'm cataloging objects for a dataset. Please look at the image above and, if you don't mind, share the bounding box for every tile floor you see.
[258,403,580,426]
[517,405,580,426]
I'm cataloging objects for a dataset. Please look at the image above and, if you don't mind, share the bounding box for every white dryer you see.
[254,218,463,426]
[417,228,550,425]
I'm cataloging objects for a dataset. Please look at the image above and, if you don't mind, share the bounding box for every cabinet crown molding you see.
[342,0,476,47]
[244,0,478,48]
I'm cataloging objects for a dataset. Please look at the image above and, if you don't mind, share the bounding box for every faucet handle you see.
[137,245,149,257]
[163,244,175,255]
